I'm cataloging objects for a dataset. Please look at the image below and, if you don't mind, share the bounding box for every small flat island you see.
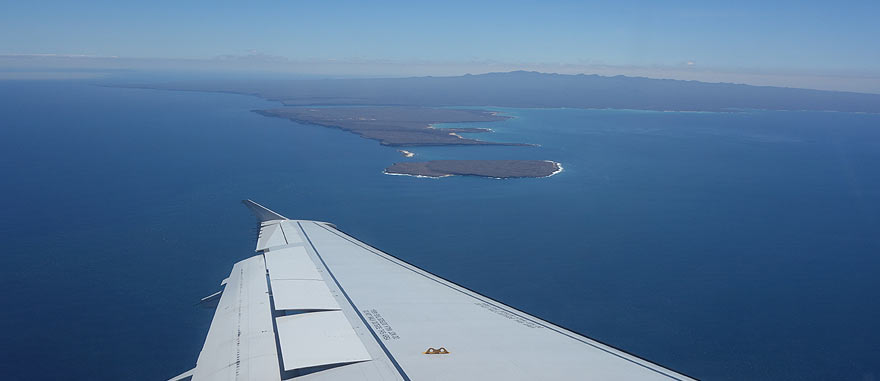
[385,160,562,179]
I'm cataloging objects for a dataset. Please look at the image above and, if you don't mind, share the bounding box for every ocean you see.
[1,81,878,380]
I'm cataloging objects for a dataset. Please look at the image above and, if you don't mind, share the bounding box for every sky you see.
[1,0,879,92]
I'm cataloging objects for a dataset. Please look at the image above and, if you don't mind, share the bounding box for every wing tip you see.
[242,199,288,222]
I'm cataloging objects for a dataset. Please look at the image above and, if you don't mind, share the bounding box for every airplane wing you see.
[170,200,695,381]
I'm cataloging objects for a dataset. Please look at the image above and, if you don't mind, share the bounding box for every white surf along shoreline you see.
[382,160,563,179]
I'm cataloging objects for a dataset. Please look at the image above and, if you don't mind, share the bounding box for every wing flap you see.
[276,311,372,371]
[264,246,322,281]
[271,279,341,311]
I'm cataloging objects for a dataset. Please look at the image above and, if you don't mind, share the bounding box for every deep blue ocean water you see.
[1,81,879,380]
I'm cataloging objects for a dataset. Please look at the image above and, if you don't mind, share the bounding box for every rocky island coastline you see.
[253,106,527,147]
[385,160,562,179]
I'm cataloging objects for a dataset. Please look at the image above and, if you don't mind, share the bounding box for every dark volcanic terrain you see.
[255,106,522,146]
[385,160,561,178]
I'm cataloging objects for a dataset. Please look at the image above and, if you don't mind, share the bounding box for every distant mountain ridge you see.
[139,71,880,113]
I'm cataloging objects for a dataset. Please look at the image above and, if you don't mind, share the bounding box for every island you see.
[254,106,525,147]
[385,160,562,179]
[251,106,561,179]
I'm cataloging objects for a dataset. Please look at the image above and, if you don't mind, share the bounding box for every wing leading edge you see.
[172,201,696,381]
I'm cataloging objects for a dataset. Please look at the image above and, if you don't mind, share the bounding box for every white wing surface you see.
[171,200,696,381]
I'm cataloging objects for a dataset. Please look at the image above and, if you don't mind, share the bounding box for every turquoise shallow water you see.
[1,81,879,380]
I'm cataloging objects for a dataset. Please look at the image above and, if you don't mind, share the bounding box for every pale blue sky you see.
[1,0,878,90]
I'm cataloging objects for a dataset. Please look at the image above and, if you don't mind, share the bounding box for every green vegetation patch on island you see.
[254,106,527,147]
[385,160,562,179]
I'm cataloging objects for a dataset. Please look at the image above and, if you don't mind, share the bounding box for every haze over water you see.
[1,81,879,380]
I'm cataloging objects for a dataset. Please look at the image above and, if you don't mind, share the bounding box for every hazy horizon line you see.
[2,53,879,95]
